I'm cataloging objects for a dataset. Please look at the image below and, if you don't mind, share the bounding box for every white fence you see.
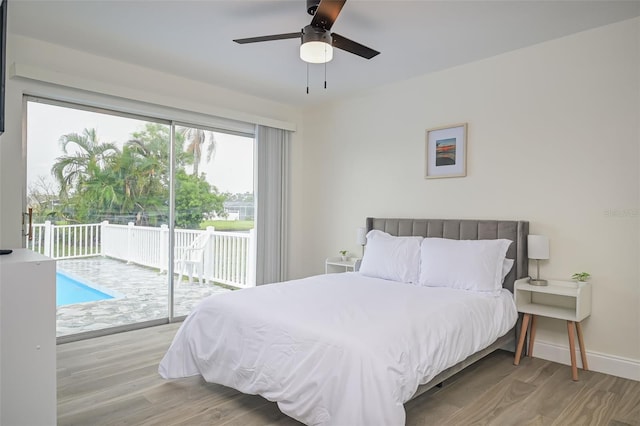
[27,221,255,288]
[30,222,102,259]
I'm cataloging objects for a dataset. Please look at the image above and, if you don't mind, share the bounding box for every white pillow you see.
[418,238,513,292]
[502,258,515,283]
[359,230,423,284]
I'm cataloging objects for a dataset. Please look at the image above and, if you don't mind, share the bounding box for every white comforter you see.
[159,273,517,425]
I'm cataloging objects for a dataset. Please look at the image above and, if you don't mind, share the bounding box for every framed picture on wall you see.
[425,123,467,179]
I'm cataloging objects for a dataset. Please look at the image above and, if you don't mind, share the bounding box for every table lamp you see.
[356,227,367,257]
[528,235,549,286]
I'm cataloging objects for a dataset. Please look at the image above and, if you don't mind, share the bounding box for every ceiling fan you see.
[233,0,380,64]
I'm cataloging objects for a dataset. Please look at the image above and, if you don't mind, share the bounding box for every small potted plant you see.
[339,250,348,261]
[571,272,591,285]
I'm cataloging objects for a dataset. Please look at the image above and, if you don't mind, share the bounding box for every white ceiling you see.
[10,0,640,107]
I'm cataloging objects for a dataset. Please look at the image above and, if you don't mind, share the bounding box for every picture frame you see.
[425,123,467,179]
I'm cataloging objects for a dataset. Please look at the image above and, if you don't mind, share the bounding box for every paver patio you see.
[56,257,232,337]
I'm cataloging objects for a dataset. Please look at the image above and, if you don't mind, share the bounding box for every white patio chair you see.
[175,232,209,284]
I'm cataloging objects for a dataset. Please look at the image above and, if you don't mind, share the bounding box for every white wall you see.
[293,18,640,376]
[0,34,304,247]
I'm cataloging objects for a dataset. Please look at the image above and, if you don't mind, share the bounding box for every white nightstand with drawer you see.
[513,278,592,381]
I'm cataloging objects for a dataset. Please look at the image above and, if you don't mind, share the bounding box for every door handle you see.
[22,208,33,241]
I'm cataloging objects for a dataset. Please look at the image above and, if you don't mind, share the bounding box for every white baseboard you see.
[532,341,640,381]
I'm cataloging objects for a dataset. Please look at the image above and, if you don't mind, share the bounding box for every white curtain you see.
[255,125,291,285]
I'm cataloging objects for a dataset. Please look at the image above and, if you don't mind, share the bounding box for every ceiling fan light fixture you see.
[300,25,333,63]
[300,41,333,63]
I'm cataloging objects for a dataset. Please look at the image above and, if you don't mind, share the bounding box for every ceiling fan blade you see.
[331,32,380,59]
[233,32,301,44]
[310,0,346,31]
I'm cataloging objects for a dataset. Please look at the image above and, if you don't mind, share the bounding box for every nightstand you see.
[325,257,360,274]
[513,278,592,380]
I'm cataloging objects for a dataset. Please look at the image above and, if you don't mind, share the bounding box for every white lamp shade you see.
[300,41,333,63]
[528,235,550,260]
[356,227,367,246]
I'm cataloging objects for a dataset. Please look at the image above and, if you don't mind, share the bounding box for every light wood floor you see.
[57,323,640,426]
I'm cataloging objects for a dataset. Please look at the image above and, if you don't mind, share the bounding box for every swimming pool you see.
[56,271,114,307]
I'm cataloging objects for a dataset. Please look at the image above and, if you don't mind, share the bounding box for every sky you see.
[26,101,254,195]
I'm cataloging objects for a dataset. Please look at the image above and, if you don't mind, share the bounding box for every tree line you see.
[30,123,226,229]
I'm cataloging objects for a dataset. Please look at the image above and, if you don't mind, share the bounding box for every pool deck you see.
[56,257,232,337]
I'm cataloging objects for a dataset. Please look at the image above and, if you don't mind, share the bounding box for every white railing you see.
[27,221,255,288]
[29,221,102,259]
[102,222,166,270]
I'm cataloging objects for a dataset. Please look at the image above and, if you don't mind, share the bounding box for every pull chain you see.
[324,45,327,89]
[305,45,330,93]
[324,58,327,89]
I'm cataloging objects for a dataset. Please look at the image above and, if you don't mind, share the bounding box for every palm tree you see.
[125,123,180,225]
[51,128,120,196]
[74,167,120,222]
[180,127,216,176]
[119,143,167,224]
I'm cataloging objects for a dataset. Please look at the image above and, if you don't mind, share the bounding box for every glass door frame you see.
[24,95,256,342]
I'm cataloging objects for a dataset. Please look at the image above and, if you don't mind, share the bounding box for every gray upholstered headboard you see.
[365,218,529,293]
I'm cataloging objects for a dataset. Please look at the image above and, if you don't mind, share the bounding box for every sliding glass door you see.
[172,124,255,317]
[25,97,255,338]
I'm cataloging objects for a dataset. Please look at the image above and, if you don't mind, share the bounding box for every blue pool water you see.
[56,272,114,307]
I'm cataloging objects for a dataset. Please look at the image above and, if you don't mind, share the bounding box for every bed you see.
[159,218,529,425]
